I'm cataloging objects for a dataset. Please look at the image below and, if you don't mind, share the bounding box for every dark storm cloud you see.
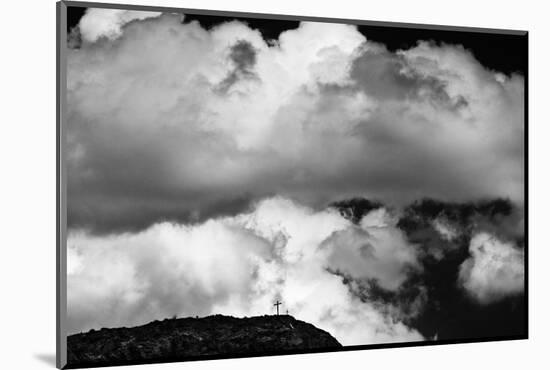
[68,190,255,234]
[67,13,524,235]
[328,197,525,340]
[330,198,383,224]
[398,199,524,335]
[397,198,525,254]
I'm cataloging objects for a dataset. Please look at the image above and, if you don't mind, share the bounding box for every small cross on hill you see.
[274,300,282,315]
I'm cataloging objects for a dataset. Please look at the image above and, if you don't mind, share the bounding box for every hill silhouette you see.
[66,314,342,368]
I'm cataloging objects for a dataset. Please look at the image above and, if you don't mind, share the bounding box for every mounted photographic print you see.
[56,1,528,368]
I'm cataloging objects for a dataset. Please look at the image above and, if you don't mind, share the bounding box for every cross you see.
[274,300,282,315]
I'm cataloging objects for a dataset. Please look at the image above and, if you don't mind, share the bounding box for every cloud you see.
[458,232,524,304]
[68,197,423,345]
[65,10,525,345]
[217,40,258,93]
[323,208,421,291]
[78,8,163,42]
[67,219,273,333]
[396,198,524,263]
[66,13,524,233]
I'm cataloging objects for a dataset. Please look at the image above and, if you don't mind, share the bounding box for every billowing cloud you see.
[78,8,163,42]
[323,208,420,291]
[66,10,526,345]
[66,14,524,234]
[396,198,524,263]
[458,232,524,304]
[67,197,423,345]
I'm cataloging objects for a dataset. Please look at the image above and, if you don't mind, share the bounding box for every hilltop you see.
[66,314,342,368]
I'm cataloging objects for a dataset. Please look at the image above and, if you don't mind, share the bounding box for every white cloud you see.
[67,197,422,345]
[78,8,163,42]
[68,219,273,334]
[458,232,524,304]
[66,14,524,233]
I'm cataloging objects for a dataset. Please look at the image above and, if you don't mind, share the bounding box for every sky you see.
[65,6,526,346]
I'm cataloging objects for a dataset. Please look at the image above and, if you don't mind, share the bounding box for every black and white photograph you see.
[60,2,526,368]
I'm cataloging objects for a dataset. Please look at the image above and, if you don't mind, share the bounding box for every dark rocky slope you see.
[67,315,342,368]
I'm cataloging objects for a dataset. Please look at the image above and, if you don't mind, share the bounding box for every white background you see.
[1,0,547,368]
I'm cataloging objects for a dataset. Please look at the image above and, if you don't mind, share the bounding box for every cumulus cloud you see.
[67,197,423,345]
[458,232,524,304]
[65,8,526,347]
[77,8,163,42]
[66,13,524,233]
[323,209,420,291]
